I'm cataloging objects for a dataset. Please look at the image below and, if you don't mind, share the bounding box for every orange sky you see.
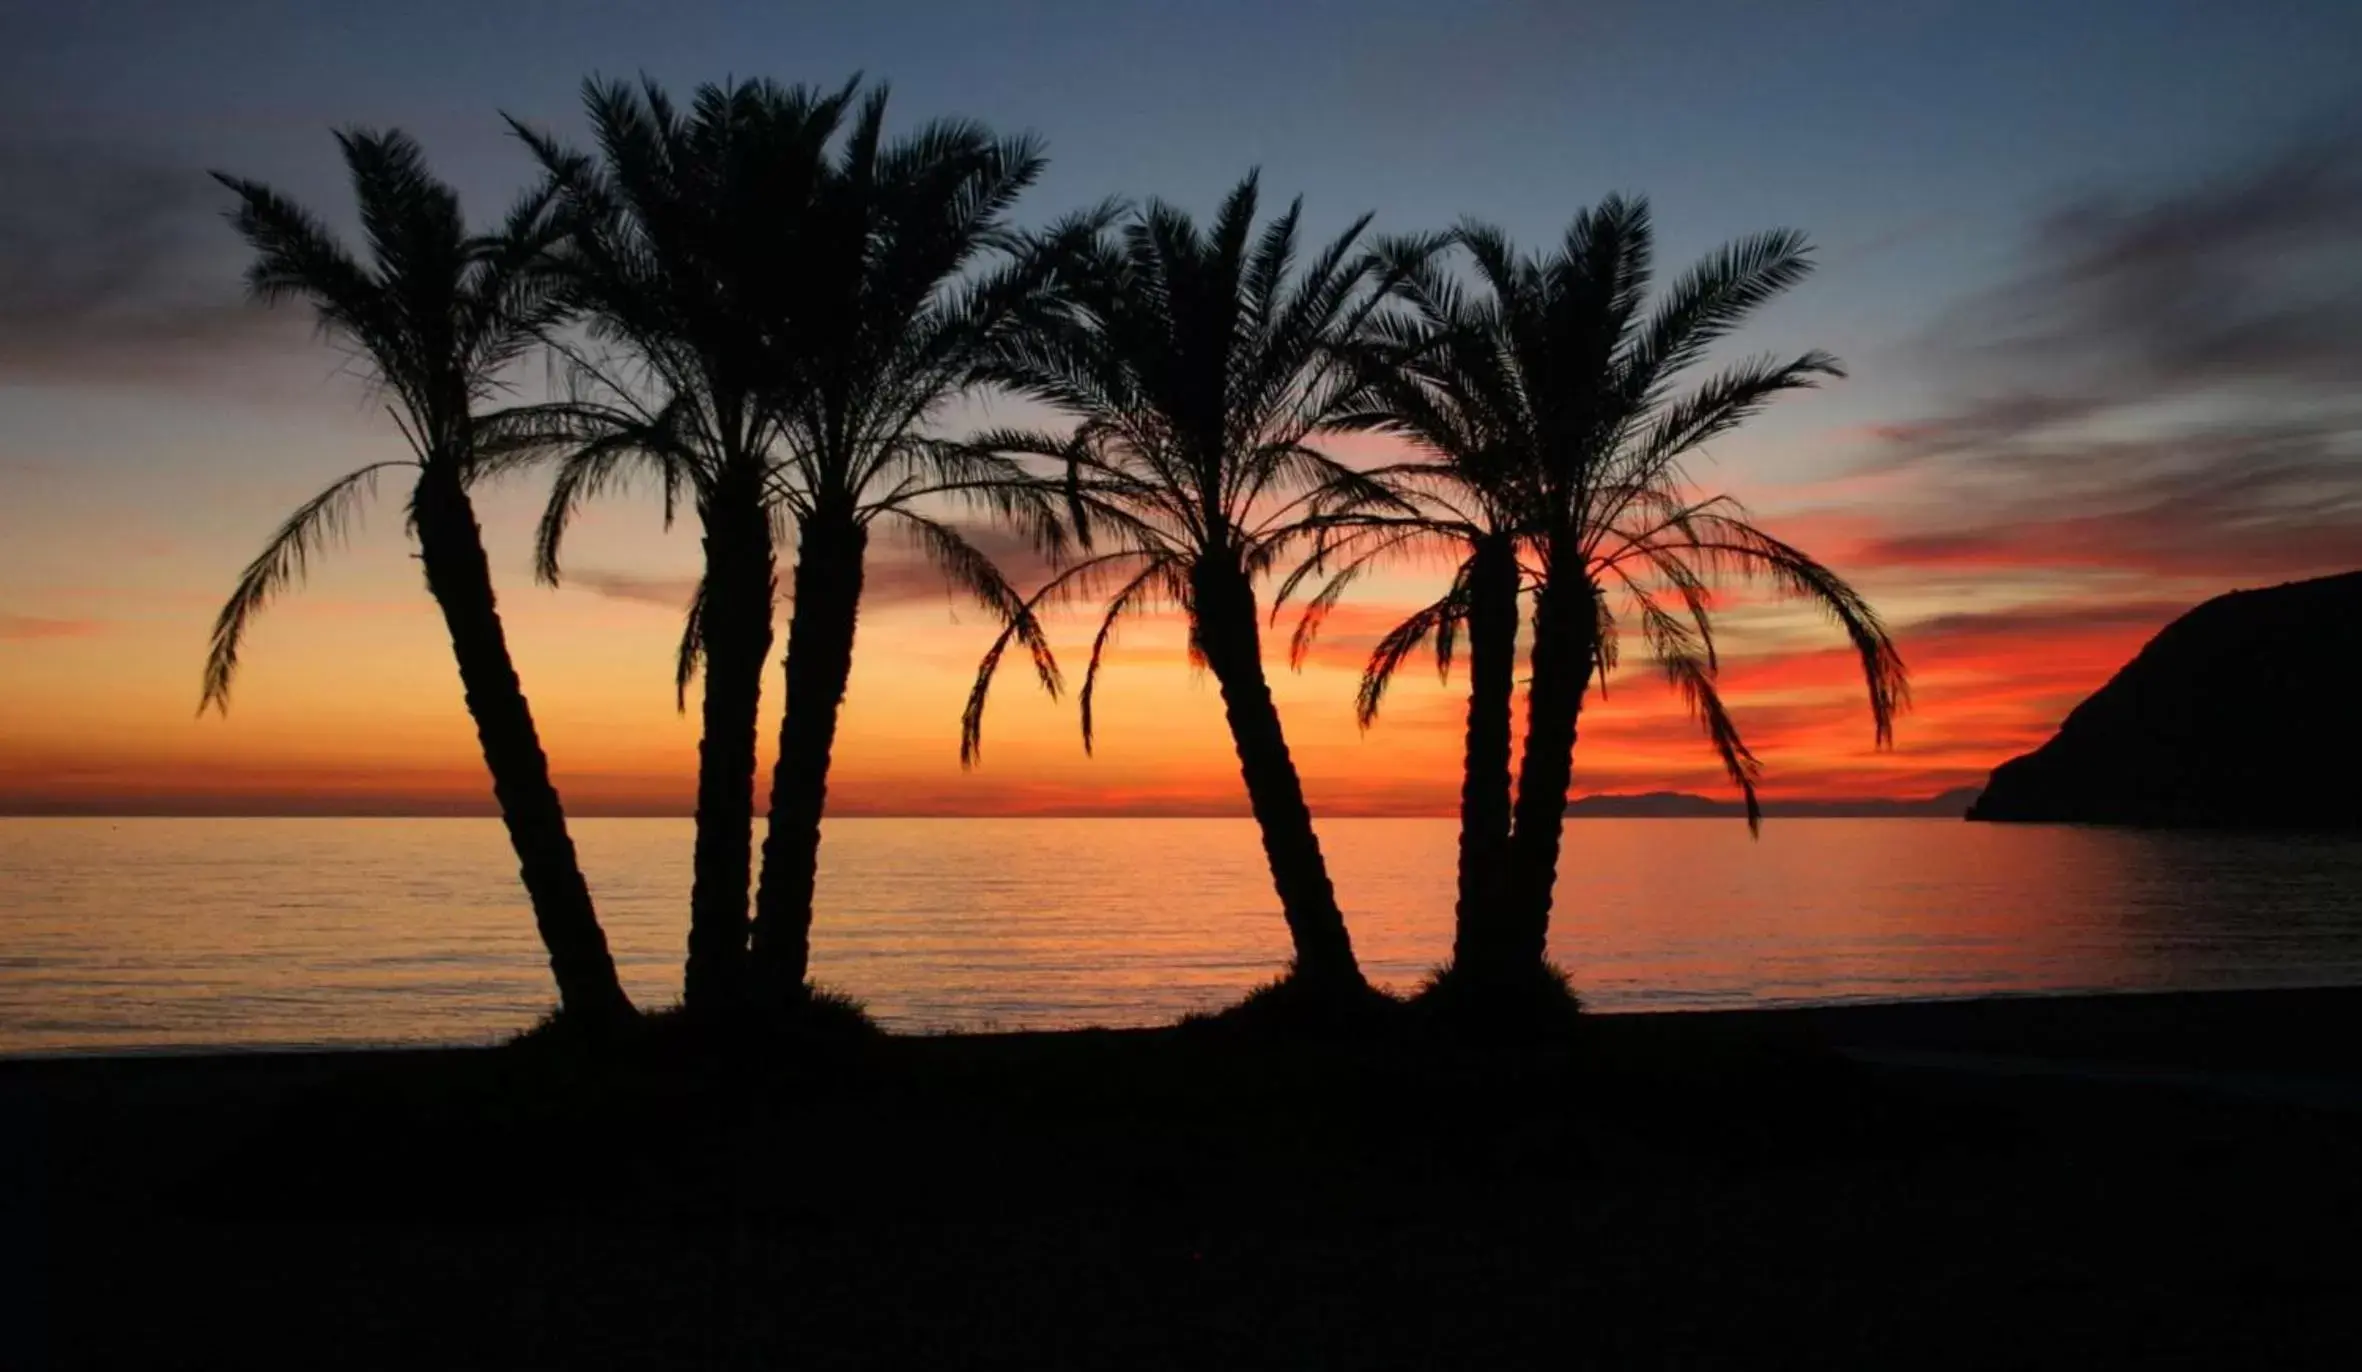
[5,405,2329,817]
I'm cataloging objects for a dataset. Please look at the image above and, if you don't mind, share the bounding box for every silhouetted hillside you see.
[1968,571,2362,828]
[1567,789,1980,818]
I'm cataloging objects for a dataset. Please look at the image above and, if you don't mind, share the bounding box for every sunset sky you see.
[4,0,2360,816]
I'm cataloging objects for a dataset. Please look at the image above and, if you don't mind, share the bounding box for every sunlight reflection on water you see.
[4,816,2361,1051]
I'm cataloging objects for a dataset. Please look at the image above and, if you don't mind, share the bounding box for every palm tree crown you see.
[968,173,1402,753]
[754,82,1083,638]
[203,130,566,708]
[1339,202,1908,825]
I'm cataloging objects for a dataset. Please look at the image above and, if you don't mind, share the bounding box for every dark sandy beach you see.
[10,987,2360,1369]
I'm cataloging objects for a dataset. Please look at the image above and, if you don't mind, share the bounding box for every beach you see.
[13,987,2359,1368]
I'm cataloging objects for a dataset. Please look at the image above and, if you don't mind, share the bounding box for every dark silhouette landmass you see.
[1968,570,2362,827]
[1568,787,1980,818]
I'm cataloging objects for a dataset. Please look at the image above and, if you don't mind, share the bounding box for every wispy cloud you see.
[1856,115,2362,585]
[1969,124,2362,395]
[0,135,306,386]
[864,520,1058,607]
[564,569,699,611]
[566,522,1061,617]
[0,613,102,640]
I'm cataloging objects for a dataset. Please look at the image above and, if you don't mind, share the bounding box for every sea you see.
[4,816,2362,1054]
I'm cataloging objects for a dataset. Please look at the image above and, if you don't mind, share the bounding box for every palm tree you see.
[512,77,857,1014]
[1283,236,1526,978]
[1316,203,1909,983]
[203,130,633,1025]
[522,77,1073,1012]
[968,174,1404,997]
[744,84,1076,1008]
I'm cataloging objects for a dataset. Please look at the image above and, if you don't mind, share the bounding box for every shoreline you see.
[8,981,2360,1068]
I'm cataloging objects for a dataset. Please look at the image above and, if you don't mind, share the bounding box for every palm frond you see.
[1624,350,1844,486]
[534,421,679,585]
[957,548,1146,761]
[1621,228,1817,404]
[201,462,409,714]
[1357,588,1465,729]
[1077,558,1176,754]
[210,173,383,344]
[673,571,709,713]
[880,511,1059,766]
[1679,516,1910,746]
[1659,646,1764,835]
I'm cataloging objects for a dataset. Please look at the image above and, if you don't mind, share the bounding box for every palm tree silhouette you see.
[1283,232,1525,978]
[203,130,633,1025]
[744,83,1076,1008]
[968,174,1404,997]
[1312,202,1908,983]
[510,77,857,1014]
[521,77,1075,1011]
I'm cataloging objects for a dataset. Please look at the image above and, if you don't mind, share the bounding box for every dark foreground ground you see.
[7,987,2360,1369]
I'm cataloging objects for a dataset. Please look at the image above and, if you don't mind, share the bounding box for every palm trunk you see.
[1451,533,1520,978]
[1190,560,1364,989]
[412,468,632,1025]
[749,513,868,1004]
[1504,573,1598,967]
[681,479,774,1014]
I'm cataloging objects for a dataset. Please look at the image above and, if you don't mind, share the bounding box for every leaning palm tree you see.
[968,174,1404,998]
[202,130,633,1025]
[1312,203,1909,984]
[511,76,858,1014]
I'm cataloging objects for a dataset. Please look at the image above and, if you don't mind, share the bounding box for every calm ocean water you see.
[4,816,2362,1053]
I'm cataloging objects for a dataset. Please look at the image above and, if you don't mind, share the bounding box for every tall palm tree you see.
[1314,203,1909,982]
[1281,235,1525,976]
[512,77,856,1014]
[744,84,1076,1008]
[203,130,633,1025]
[523,78,1073,1012]
[967,174,1403,996]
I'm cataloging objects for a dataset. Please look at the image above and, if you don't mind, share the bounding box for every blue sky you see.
[8,0,2358,450]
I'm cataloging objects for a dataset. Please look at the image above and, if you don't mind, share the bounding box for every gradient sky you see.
[4,0,2360,815]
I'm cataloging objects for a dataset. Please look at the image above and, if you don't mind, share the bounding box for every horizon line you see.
[0,787,1981,820]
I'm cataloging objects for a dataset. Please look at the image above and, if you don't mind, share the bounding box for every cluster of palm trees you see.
[202,75,1907,1033]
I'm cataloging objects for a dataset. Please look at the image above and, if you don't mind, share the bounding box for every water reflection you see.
[3,817,2360,1051]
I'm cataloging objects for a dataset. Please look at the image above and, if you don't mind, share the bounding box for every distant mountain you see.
[1566,788,1980,819]
[1967,570,2362,828]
